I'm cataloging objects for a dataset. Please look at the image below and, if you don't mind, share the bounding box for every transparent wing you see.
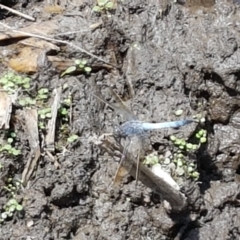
[93,88,138,121]
[93,88,147,186]
[110,88,138,121]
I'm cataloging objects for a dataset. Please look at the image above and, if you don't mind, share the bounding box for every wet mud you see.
[0,0,240,239]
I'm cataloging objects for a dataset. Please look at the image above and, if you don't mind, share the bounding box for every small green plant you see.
[171,151,199,179]
[0,178,23,223]
[195,129,207,144]
[59,107,68,121]
[0,143,21,156]
[143,153,159,166]
[0,132,21,156]
[58,95,72,121]
[168,125,207,180]
[67,134,79,143]
[38,108,52,129]
[19,96,36,107]
[37,88,49,100]
[38,108,52,120]
[61,59,92,77]
[0,198,23,223]
[92,0,114,12]
[0,72,30,93]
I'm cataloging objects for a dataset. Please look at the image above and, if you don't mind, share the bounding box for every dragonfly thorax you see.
[116,120,146,138]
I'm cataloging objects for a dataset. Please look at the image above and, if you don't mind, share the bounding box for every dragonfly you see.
[94,88,194,187]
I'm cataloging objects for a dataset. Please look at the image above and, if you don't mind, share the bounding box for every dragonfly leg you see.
[135,151,140,187]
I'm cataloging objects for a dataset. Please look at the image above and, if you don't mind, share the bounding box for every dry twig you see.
[0,22,114,66]
[0,4,35,21]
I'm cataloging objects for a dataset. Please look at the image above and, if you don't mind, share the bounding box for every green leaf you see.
[1,212,8,219]
[46,113,52,118]
[200,137,207,143]
[92,5,101,12]
[98,0,108,6]
[106,1,114,8]
[23,83,30,89]
[192,144,198,150]
[7,212,13,217]
[170,135,176,141]
[6,82,15,87]
[37,94,48,100]
[74,59,81,65]
[67,135,79,143]
[61,66,76,77]
[3,144,12,150]
[9,199,18,206]
[60,108,68,115]
[14,76,22,83]
[10,132,16,138]
[16,204,23,211]
[84,67,92,73]
[64,98,71,106]
[12,148,21,156]
[41,108,51,114]
[7,138,13,143]
[22,77,30,83]
[38,122,45,129]
[0,77,8,84]
[186,143,193,149]
[19,99,26,106]
[9,205,16,212]
[38,88,49,94]
[174,139,182,145]
[6,72,14,79]
[81,59,87,65]
[195,132,201,139]
[191,171,199,179]
[40,114,46,119]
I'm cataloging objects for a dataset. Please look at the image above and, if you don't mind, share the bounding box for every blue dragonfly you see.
[95,88,194,186]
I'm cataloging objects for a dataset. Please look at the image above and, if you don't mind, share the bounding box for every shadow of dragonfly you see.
[94,88,195,212]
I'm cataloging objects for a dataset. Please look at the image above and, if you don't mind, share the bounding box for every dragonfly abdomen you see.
[141,119,194,130]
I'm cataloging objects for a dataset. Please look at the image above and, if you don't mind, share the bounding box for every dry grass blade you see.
[21,109,41,186]
[45,87,62,152]
[0,4,35,21]
[0,91,13,129]
[0,22,115,67]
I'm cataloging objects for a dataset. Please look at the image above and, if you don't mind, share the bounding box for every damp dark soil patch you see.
[0,0,240,239]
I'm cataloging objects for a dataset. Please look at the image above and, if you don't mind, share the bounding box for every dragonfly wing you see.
[110,88,138,121]
[113,164,129,186]
[135,133,149,185]
[113,136,144,186]
[93,89,138,121]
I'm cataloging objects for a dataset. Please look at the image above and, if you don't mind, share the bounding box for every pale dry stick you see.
[0,4,35,21]
[45,87,62,152]
[0,22,115,67]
